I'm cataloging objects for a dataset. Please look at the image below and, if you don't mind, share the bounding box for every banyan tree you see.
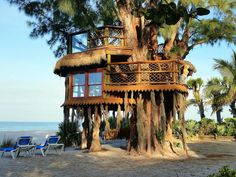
[8,0,236,155]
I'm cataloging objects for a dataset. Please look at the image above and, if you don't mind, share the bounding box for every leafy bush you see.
[0,138,14,148]
[216,124,227,136]
[173,121,181,137]
[199,118,216,135]
[108,116,117,129]
[208,165,236,177]
[185,120,200,136]
[118,118,130,139]
[57,121,81,147]
[224,118,236,136]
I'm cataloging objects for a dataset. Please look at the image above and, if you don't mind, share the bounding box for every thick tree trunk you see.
[165,93,174,142]
[176,93,188,156]
[90,106,102,152]
[87,106,92,149]
[136,93,146,153]
[216,109,222,124]
[160,91,166,146]
[199,100,205,119]
[127,106,137,152]
[116,104,122,131]
[105,105,110,132]
[230,101,236,117]
[80,107,87,149]
[150,23,158,60]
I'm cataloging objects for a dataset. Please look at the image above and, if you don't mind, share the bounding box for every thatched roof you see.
[179,60,197,73]
[54,49,107,76]
[184,60,197,73]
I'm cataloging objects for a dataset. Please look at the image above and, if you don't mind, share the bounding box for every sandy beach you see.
[0,139,235,177]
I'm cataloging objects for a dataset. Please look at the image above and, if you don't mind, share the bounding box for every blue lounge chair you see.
[0,136,35,159]
[36,135,64,156]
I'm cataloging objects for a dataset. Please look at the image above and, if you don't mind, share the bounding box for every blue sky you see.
[0,1,235,122]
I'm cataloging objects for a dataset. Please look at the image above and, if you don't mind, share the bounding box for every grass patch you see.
[0,137,14,148]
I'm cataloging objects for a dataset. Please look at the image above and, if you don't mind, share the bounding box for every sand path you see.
[0,140,235,177]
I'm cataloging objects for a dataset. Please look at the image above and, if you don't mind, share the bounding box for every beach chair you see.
[0,136,35,159]
[36,135,64,156]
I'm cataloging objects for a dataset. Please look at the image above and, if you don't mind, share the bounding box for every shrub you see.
[216,124,227,136]
[208,165,236,177]
[199,118,216,135]
[224,118,236,136]
[118,118,130,139]
[173,121,181,137]
[57,121,81,147]
[185,120,200,136]
[108,116,117,129]
[0,138,14,148]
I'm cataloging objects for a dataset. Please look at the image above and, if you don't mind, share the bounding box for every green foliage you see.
[57,121,81,147]
[212,51,236,118]
[156,129,164,143]
[199,118,216,135]
[0,138,14,148]
[184,118,235,137]
[173,121,181,137]
[143,2,209,26]
[108,116,117,129]
[224,118,236,136]
[100,120,106,132]
[118,118,130,139]
[185,120,200,136]
[216,124,226,136]
[208,165,236,177]
[6,0,236,60]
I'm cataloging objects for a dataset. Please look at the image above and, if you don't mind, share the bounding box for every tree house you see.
[54,26,195,152]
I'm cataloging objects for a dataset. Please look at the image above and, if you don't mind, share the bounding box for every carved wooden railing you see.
[68,26,125,53]
[106,60,184,85]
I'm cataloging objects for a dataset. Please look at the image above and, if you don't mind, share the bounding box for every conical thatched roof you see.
[54,49,106,76]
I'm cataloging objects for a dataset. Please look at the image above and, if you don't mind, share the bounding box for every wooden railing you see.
[106,60,184,85]
[68,26,125,53]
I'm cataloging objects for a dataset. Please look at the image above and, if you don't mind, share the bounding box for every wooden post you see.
[67,34,72,54]
[121,29,125,46]
[87,31,91,49]
[138,63,141,83]
[104,27,109,46]
[107,54,111,84]
[173,61,176,84]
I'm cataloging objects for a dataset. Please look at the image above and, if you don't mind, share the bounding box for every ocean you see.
[0,121,59,131]
[0,122,60,144]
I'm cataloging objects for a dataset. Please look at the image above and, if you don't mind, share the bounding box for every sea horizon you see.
[0,121,60,132]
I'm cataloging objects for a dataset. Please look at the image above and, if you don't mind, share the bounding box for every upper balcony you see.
[104,60,195,93]
[67,26,126,54]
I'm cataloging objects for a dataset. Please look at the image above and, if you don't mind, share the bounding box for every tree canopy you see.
[7,0,236,58]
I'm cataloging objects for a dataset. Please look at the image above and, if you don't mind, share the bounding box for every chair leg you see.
[1,152,4,158]
[45,147,49,156]
[40,148,45,157]
[10,151,15,159]
[60,145,64,155]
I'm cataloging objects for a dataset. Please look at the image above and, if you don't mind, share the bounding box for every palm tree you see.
[187,78,205,119]
[204,77,228,123]
[214,51,236,117]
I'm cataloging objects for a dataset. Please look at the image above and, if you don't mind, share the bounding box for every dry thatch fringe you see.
[54,49,106,73]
